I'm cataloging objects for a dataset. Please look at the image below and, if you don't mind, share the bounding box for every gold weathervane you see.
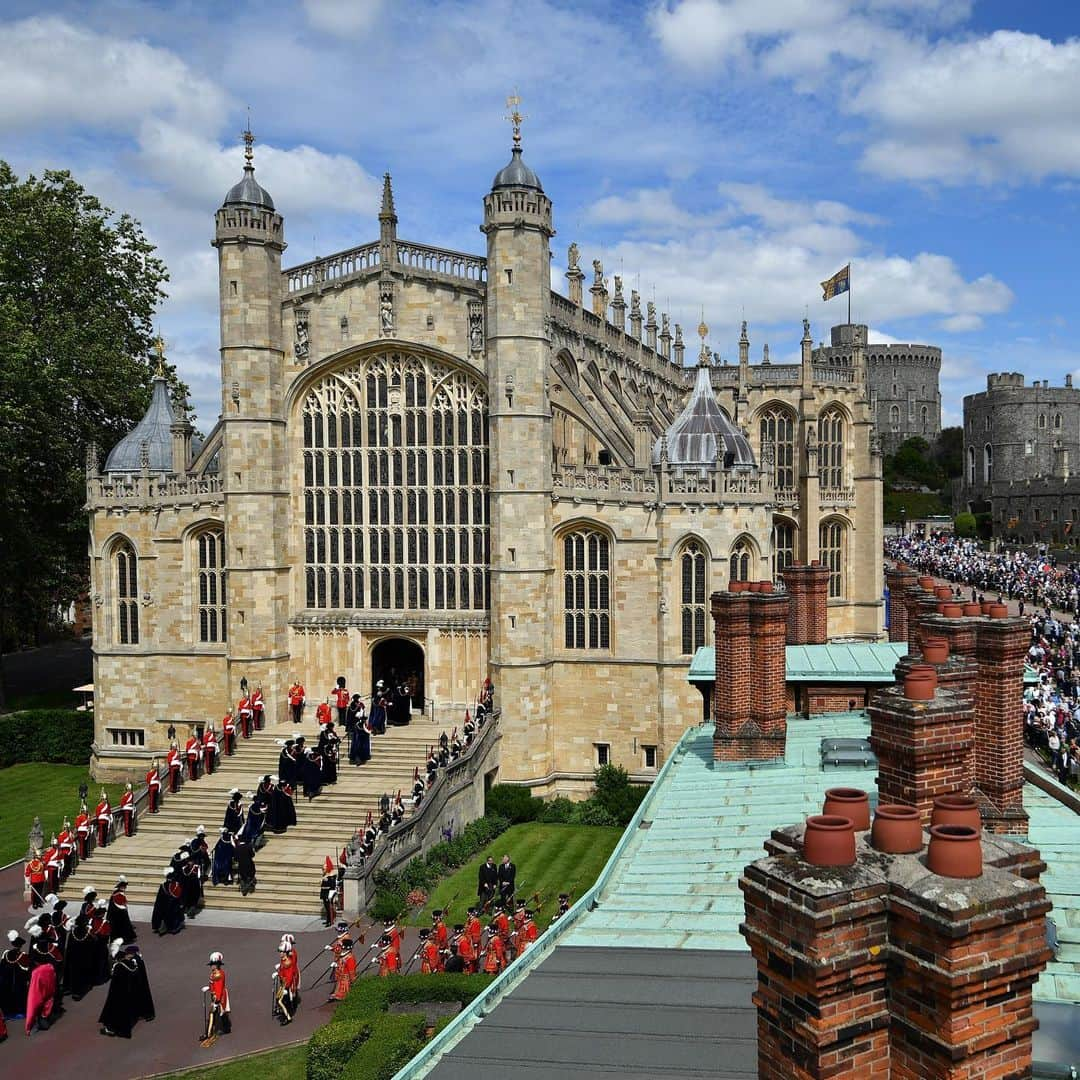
[505,92,525,146]
[698,315,709,364]
[242,123,255,169]
[154,334,166,377]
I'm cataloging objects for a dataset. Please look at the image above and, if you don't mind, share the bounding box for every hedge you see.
[0,710,93,768]
[307,972,495,1080]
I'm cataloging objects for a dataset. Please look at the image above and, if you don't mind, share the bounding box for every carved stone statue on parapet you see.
[380,296,394,335]
[27,815,43,860]
[630,290,641,317]
[567,242,579,270]
[613,274,623,300]
[646,301,656,324]
[592,259,603,287]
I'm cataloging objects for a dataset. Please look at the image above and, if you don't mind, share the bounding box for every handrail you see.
[391,722,698,1079]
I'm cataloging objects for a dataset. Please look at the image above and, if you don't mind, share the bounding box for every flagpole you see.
[847,262,851,326]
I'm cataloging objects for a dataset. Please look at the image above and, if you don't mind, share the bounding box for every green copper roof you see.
[688,642,1040,685]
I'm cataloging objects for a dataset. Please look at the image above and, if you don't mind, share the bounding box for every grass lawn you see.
[406,822,623,927]
[160,1043,307,1079]
[0,763,125,866]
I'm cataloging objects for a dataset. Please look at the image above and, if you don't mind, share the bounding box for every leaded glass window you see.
[759,406,796,490]
[819,408,845,489]
[680,541,707,654]
[302,352,489,610]
[563,529,611,649]
[196,529,226,642]
[819,519,846,599]
[115,540,139,644]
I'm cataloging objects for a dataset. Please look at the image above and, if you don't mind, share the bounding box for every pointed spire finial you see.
[153,333,166,378]
[697,315,709,366]
[380,172,396,219]
[505,90,525,148]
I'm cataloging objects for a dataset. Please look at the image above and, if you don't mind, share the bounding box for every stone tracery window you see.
[819,519,846,599]
[679,540,707,654]
[196,529,226,643]
[729,538,753,583]
[114,540,139,645]
[759,405,796,490]
[818,408,845,489]
[302,351,489,611]
[772,520,796,582]
[563,528,610,649]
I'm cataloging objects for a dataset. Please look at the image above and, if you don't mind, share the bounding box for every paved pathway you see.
[0,861,423,1078]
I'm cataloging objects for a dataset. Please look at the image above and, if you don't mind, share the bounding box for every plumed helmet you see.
[82,886,96,898]
[208,950,224,965]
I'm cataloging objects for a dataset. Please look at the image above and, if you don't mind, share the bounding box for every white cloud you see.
[303,0,386,36]
[940,313,984,333]
[586,188,730,230]
[0,16,224,134]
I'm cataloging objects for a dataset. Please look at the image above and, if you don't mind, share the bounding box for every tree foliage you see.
[0,162,176,658]
[953,512,977,538]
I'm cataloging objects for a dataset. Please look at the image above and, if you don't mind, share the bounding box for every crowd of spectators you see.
[885,533,1080,790]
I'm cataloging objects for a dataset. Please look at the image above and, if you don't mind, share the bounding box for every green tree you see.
[0,162,176,686]
[934,426,964,479]
[954,512,977,538]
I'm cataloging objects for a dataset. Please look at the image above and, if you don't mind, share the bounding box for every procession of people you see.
[8,672,495,1051]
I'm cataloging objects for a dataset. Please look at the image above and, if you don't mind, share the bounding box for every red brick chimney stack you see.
[781,561,830,645]
[712,587,790,762]
[869,684,975,826]
[742,822,1052,1078]
[884,564,917,643]
[973,616,1030,835]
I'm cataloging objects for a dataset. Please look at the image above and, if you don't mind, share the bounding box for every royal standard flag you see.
[821,264,850,301]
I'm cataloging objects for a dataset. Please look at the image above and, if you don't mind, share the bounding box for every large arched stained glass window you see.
[680,541,707,654]
[759,405,796,491]
[772,520,796,582]
[819,407,845,490]
[196,529,226,642]
[563,529,611,649]
[114,540,139,644]
[301,352,489,611]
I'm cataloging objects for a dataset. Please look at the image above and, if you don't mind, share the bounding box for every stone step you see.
[59,721,437,914]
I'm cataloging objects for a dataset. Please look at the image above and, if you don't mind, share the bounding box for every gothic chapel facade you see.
[86,127,884,791]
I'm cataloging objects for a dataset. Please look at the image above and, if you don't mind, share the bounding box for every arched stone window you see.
[772,520,796,581]
[889,404,900,427]
[1039,413,1046,429]
[301,352,489,611]
[114,540,139,645]
[1055,413,1062,429]
[196,529,226,643]
[983,444,993,484]
[563,528,610,649]
[819,520,846,599]
[730,538,753,583]
[679,540,707,655]
[920,405,928,430]
[818,408,845,490]
[759,405,796,490]
[967,446,976,483]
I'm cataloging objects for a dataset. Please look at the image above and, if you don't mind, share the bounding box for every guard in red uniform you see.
[221,711,236,756]
[95,790,112,848]
[57,822,75,878]
[203,727,218,776]
[146,761,161,812]
[482,932,503,974]
[119,783,135,837]
[315,700,332,727]
[383,917,401,953]
[167,744,182,792]
[466,908,482,958]
[432,909,449,961]
[42,840,61,894]
[202,951,231,1039]
[330,937,357,1000]
[237,694,252,739]
[252,685,265,730]
[333,677,350,726]
[456,926,476,973]
[24,849,46,908]
[513,899,527,935]
[185,734,200,780]
[288,680,306,724]
[319,857,338,927]
[376,934,400,977]
[74,804,91,859]
[492,903,511,945]
[274,941,301,1023]
[418,927,441,974]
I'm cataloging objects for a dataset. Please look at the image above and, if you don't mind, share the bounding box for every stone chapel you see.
[86,121,884,792]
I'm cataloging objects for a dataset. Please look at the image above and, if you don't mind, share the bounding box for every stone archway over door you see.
[372,638,425,722]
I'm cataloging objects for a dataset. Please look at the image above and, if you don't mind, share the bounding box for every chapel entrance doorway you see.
[371,637,425,724]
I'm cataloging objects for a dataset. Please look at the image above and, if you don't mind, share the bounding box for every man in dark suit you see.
[477,855,498,907]
[497,854,516,908]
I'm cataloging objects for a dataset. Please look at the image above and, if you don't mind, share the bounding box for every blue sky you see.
[3,0,1079,429]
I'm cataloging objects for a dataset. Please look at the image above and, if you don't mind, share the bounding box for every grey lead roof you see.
[223,164,275,210]
[652,361,756,467]
[426,947,757,1080]
[491,146,543,192]
[103,376,176,473]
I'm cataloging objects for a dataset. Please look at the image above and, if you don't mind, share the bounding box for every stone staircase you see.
[59,719,439,915]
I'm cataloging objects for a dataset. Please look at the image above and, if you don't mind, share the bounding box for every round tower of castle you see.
[813,324,941,454]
